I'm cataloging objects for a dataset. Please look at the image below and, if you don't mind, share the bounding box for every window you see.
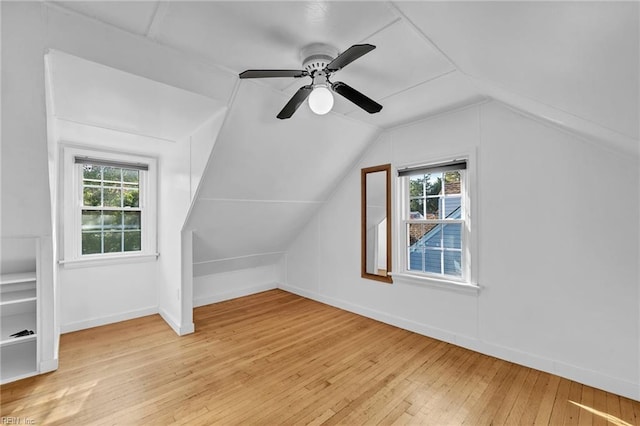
[398,159,471,283]
[79,160,143,255]
[62,147,157,264]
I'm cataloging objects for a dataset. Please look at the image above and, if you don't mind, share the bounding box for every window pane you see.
[408,246,423,271]
[424,224,441,248]
[444,251,462,276]
[104,188,122,207]
[123,169,139,183]
[444,196,461,218]
[444,171,461,195]
[82,232,101,255]
[443,223,462,249]
[103,211,123,231]
[81,210,101,231]
[124,231,141,252]
[104,231,123,253]
[83,187,101,207]
[408,223,438,246]
[409,176,424,197]
[425,173,442,196]
[409,199,424,219]
[425,198,440,219]
[83,165,101,180]
[123,211,141,230]
[103,166,121,182]
[424,249,441,274]
[123,189,139,208]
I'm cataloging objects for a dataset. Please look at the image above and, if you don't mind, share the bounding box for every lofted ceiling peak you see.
[44,1,639,274]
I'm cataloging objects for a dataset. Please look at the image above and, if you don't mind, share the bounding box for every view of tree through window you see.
[406,170,463,277]
[81,164,142,255]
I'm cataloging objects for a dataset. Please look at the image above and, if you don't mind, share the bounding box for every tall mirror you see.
[361,164,392,283]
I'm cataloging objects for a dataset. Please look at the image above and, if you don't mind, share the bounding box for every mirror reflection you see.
[361,164,392,283]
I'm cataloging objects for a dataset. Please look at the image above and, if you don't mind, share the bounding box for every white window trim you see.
[392,150,479,292]
[60,146,158,267]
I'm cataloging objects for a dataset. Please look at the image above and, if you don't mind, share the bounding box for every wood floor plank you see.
[578,383,595,426]
[1,289,639,425]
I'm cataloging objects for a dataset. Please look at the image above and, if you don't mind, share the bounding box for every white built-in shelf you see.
[0,289,37,305]
[1,238,40,384]
[1,312,37,347]
[0,339,37,384]
[0,272,36,285]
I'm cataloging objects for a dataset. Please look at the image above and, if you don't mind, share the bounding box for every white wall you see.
[2,1,57,373]
[53,110,224,334]
[156,114,226,334]
[282,101,640,401]
[1,2,232,342]
[58,262,158,333]
[194,263,281,308]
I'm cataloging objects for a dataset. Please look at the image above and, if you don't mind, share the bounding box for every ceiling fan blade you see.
[331,81,382,114]
[277,85,313,119]
[325,44,376,72]
[239,69,308,79]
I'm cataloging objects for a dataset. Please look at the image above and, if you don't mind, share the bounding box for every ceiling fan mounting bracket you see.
[300,43,339,74]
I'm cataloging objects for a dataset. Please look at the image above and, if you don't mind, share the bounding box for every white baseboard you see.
[40,358,59,374]
[60,306,158,333]
[158,307,194,336]
[279,283,640,402]
[194,282,277,308]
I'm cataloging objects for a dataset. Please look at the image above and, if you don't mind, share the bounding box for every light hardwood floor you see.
[2,289,639,425]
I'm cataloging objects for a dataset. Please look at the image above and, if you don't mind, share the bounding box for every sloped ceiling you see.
[47,50,224,143]
[396,1,639,141]
[49,1,639,273]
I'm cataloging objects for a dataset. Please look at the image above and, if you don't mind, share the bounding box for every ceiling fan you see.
[239,43,383,119]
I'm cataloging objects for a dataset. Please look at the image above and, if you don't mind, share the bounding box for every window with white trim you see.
[399,160,470,282]
[78,159,144,255]
[62,147,157,264]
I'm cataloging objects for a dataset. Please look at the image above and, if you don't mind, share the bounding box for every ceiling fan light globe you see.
[308,86,334,115]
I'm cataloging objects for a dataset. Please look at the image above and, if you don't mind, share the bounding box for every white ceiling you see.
[47,1,639,268]
[396,1,639,140]
[51,0,638,140]
[47,50,225,142]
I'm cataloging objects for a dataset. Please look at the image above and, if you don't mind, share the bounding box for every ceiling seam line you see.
[386,1,462,72]
[355,16,402,45]
[385,98,491,132]
[379,69,458,102]
[193,252,286,265]
[341,69,459,116]
[145,2,168,39]
[475,77,637,141]
[44,2,240,80]
[196,198,324,204]
[53,117,177,144]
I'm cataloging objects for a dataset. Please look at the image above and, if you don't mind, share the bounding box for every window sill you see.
[59,253,159,269]
[389,272,480,294]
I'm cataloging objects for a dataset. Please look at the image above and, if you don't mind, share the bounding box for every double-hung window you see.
[78,158,145,255]
[62,147,157,265]
[398,159,471,283]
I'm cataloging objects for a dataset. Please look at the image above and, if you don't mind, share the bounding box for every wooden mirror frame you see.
[361,164,392,283]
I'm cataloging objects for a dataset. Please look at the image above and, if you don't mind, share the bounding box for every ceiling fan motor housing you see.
[301,43,339,76]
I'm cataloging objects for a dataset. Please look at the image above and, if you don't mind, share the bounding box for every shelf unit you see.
[1,270,38,383]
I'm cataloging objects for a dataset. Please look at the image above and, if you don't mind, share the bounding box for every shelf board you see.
[1,312,36,346]
[0,333,37,347]
[0,272,36,285]
[0,289,37,305]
